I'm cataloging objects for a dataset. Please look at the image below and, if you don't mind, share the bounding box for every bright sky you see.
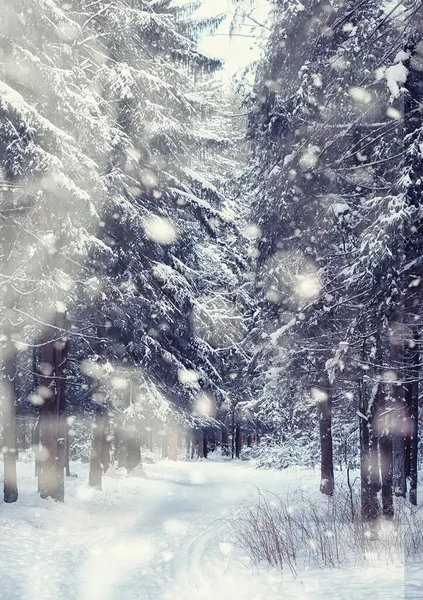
[175,0,271,75]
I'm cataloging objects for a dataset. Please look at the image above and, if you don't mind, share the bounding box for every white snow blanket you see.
[0,459,421,599]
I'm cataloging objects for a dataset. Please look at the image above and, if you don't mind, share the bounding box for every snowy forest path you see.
[0,459,269,600]
[0,459,419,599]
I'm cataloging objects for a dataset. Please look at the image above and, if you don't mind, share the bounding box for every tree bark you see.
[126,427,141,471]
[89,403,107,489]
[235,425,242,459]
[407,329,419,505]
[379,431,394,518]
[203,432,208,459]
[147,428,153,452]
[368,382,381,515]
[169,431,178,461]
[221,426,229,456]
[39,314,67,502]
[65,426,71,477]
[101,411,111,473]
[375,332,394,517]
[359,374,380,521]
[379,387,394,518]
[319,383,334,496]
[33,417,41,489]
[2,331,18,503]
[390,341,406,498]
[231,405,236,459]
[198,430,204,459]
[161,434,169,458]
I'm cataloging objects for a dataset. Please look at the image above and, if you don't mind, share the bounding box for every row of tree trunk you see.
[2,311,259,502]
[318,330,420,521]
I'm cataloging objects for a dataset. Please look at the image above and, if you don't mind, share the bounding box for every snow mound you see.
[127,464,148,478]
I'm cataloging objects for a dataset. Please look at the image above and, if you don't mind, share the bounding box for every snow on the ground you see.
[0,458,422,600]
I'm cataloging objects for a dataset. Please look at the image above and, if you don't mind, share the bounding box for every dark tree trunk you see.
[39,315,67,502]
[379,387,394,519]
[203,432,208,459]
[221,427,229,456]
[65,426,71,477]
[190,432,195,459]
[198,430,204,459]
[116,426,126,468]
[32,347,42,485]
[209,430,216,453]
[359,378,371,519]
[184,432,191,459]
[359,374,380,521]
[318,383,334,496]
[390,374,407,498]
[235,425,242,459]
[126,428,141,471]
[101,411,111,473]
[89,404,107,489]
[3,336,18,503]
[375,332,394,517]
[33,417,41,489]
[407,330,419,505]
[369,384,381,513]
[55,312,67,501]
[231,405,236,459]
[380,431,394,518]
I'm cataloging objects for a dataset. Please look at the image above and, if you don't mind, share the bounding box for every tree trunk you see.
[198,430,204,459]
[235,425,242,459]
[126,427,141,471]
[101,411,111,473]
[222,426,229,456]
[190,432,195,459]
[39,315,67,502]
[359,376,371,519]
[359,374,380,521]
[203,432,208,459]
[375,332,394,517]
[368,383,381,516]
[65,426,71,477]
[231,406,235,458]
[33,417,41,489]
[319,383,334,496]
[390,382,407,498]
[169,431,178,461]
[407,329,419,505]
[116,425,126,468]
[89,404,106,489]
[380,431,394,518]
[2,334,18,503]
[379,387,394,518]
[55,312,67,501]
[209,430,216,453]
[147,428,153,452]
[161,434,169,458]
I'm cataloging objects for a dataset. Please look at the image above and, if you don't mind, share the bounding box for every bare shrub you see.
[229,484,423,575]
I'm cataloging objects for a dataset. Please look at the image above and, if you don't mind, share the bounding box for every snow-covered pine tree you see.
[245,0,423,509]
[0,0,251,495]
[0,0,117,500]
[70,0,252,471]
